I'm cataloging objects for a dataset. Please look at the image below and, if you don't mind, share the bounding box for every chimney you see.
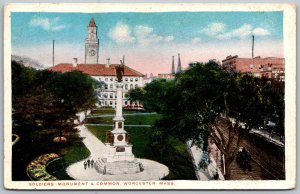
[106,58,110,68]
[177,53,182,73]
[72,58,78,67]
[171,56,175,74]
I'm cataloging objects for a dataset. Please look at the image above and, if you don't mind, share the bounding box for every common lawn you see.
[46,140,90,180]
[12,126,90,181]
[86,125,151,158]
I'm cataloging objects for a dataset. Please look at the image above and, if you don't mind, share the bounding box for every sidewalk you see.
[187,141,224,180]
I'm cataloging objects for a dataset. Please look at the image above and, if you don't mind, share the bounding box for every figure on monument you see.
[116,56,125,82]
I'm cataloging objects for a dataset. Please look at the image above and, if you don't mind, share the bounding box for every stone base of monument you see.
[94,158,144,175]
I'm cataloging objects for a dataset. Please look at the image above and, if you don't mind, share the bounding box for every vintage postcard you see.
[4,3,296,190]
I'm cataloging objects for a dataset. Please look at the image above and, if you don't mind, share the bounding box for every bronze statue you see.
[116,56,125,82]
[115,64,124,82]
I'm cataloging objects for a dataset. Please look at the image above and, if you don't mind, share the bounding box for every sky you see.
[11,11,283,76]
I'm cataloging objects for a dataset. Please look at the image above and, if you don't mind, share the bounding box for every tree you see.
[129,61,284,179]
[12,61,99,132]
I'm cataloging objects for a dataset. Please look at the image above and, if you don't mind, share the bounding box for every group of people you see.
[83,159,94,170]
[236,147,252,172]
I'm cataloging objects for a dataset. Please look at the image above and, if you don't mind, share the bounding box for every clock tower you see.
[85,17,99,64]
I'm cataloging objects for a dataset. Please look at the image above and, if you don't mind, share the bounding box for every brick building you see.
[222,55,285,81]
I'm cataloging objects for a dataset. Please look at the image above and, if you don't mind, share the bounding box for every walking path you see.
[187,140,224,180]
[86,112,157,118]
[85,124,151,127]
[66,125,169,180]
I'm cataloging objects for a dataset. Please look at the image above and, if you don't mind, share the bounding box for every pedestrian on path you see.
[84,161,87,170]
[87,159,90,168]
[91,159,94,168]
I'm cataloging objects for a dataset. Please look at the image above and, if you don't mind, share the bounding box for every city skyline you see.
[11,11,283,75]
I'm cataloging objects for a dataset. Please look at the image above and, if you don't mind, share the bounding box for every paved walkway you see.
[86,112,157,118]
[85,124,152,127]
[66,125,169,180]
[187,141,224,180]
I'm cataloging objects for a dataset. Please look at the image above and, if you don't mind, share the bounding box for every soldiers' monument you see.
[94,58,144,175]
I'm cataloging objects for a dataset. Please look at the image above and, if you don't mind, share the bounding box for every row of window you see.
[249,64,272,71]
[100,93,126,99]
[103,83,139,90]
[99,77,140,82]
[99,100,133,106]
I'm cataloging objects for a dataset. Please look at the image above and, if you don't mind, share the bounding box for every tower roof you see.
[89,17,96,27]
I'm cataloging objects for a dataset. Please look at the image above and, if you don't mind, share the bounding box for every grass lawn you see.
[85,114,161,125]
[46,140,90,180]
[86,125,151,158]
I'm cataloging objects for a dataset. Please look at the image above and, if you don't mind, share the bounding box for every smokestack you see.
[106,58,110,68]
[252,35,254,59]
[177,53,182,73]
[52,40,55,66]
[171,56,175,74]
[72,58,78,67]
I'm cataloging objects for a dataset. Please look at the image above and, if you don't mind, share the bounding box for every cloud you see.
[202,22,226,36]
[202,22,271,40]
[253,27,270,36]
[134,25,174,46]
[108,22,135,44]
[29,16,69,31]
[217,24,252,40]
[191,37,201,44]
[108,22,174,46]
[165,36,175,42]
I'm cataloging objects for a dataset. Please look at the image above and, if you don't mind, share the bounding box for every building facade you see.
[49,18,144,108]
[222,55,285,81]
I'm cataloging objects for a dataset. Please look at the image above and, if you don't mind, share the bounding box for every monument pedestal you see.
[94,81,143,175]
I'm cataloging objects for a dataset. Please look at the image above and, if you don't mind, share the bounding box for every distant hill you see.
[11,55,45,70]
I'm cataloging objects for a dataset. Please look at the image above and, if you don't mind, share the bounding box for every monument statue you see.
[115,64,124,82]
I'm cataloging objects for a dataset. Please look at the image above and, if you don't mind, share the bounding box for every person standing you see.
[91,159,94,168]
[84,161,87,170]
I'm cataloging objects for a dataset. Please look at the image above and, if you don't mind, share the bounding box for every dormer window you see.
[249,64,254,70]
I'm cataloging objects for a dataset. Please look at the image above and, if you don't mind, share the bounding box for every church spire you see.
[171,56,175,74]
[89,17,96,27]
[177,53,182,73]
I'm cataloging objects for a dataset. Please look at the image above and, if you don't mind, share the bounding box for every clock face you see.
[117,135,124,141]
[89,49,96,56]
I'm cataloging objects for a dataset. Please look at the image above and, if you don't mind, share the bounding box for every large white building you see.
[49,18,144,108]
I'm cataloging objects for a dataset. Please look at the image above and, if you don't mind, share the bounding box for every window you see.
[110,101,113,105]
[110,93,113,98]
[110,77,113,81]
[105,101,108,105]
[105,78,108,81]
[267,64,272,71]
[135,84,138,88]
[125,84,128,90]
[103,93,108,98]
[105,84,108,89]
[135,78,138,81]
[110,84,113,89]
[259,64,263,71]
[249,64,254,70]
[99,78,101,81]
[130,78,133,82]
[130,84,133,89]
[125,101,128,105]
[125,78,128,81]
